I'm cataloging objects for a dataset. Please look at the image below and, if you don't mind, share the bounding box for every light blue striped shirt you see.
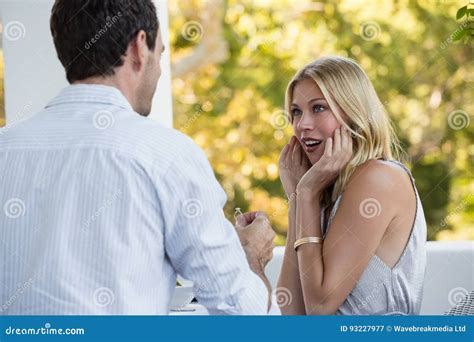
[0,84,271,315]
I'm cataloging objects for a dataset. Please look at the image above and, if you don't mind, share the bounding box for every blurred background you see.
[1,0,472,244]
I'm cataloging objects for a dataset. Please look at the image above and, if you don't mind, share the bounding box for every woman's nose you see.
[296,112,314,131]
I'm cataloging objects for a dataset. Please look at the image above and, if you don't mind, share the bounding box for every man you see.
[0,0,277,315]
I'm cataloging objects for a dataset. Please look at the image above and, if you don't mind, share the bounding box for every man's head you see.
[50,0,164,116]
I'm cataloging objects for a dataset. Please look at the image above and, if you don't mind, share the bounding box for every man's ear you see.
[128,30,149,72]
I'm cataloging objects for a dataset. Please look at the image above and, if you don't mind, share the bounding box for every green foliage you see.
[456,5,467,20]
[454,2,473,43]
[170,0,473,243]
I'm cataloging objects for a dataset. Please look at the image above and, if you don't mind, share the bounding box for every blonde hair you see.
[285,56,405,208]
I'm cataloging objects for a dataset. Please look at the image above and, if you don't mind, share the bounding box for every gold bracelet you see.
[294,237,324,251]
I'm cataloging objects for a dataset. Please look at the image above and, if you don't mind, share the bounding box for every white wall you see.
[0,0,172,126]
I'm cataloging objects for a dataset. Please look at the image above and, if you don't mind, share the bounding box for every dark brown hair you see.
[51,0,159,83]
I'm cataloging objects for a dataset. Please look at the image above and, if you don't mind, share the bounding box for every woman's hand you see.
[296,128,353,197]
[279,136,312,198]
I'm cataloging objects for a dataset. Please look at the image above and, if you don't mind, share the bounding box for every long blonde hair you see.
[285,56,405,208]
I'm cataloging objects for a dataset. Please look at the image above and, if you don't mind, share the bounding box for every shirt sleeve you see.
[153,137,270,315]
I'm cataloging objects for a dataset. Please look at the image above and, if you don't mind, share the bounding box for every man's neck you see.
[73,76,136,110]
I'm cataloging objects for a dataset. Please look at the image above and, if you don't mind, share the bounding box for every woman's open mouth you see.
[302,137,323,152]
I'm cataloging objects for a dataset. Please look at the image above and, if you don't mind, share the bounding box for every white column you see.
[151,0,173,127]
[0,0,172,127]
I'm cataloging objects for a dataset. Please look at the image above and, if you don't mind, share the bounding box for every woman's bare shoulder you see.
[348,159,412,191]
[341,159,416,241]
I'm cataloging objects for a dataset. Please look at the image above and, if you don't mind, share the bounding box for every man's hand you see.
[235,211,276,312]
[235,211,276,272]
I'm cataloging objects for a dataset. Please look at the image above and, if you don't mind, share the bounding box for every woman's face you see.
[291,78,345,164]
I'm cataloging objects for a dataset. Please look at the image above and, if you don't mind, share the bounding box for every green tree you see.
[169,0,473,243]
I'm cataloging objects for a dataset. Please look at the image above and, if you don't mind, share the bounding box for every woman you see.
[277,56,427,315]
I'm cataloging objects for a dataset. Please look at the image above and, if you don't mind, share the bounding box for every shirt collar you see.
[46,84,133,111]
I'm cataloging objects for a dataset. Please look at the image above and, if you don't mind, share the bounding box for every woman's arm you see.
[277,136,311,314]
[296,163,399,314]
[277,195,306,315]
[294,128,398,315]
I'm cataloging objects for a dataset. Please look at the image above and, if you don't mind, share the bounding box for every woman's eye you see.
[291,108,302,116]
[313,104,325,113]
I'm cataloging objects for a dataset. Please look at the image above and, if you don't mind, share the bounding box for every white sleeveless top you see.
[320,160,427,315]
